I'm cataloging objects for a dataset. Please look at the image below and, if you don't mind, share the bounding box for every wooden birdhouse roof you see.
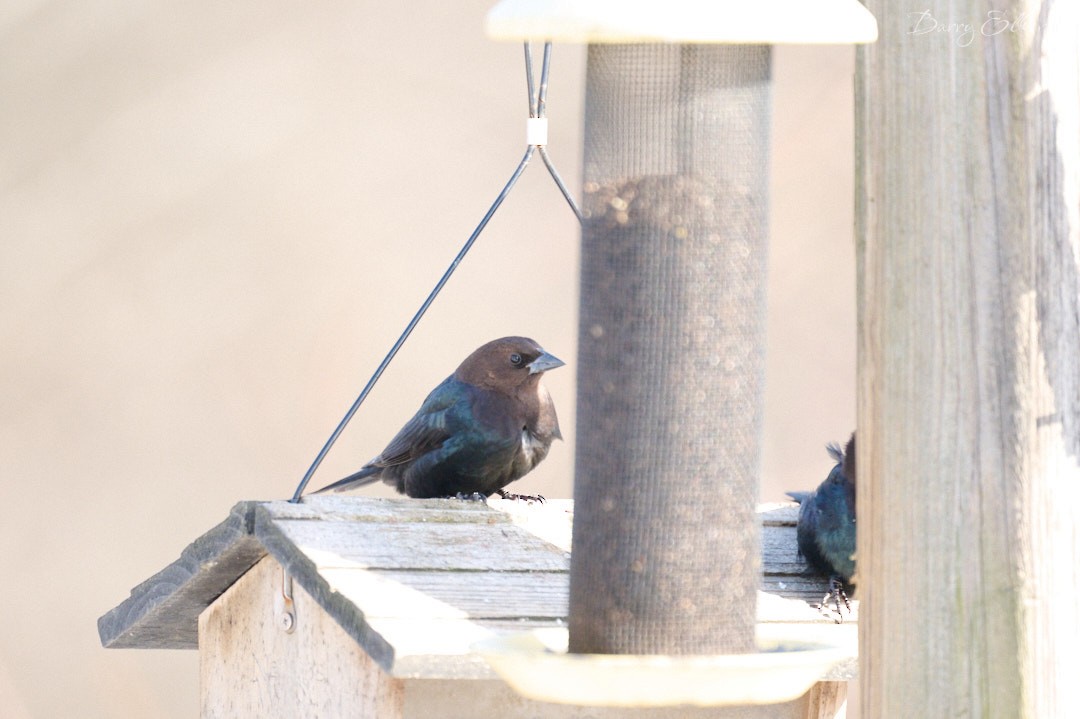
[98,496,857,681]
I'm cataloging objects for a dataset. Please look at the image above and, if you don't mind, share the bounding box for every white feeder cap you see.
[487,0,878,44]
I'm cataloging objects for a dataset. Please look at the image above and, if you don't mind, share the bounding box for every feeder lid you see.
[486,0,878,44]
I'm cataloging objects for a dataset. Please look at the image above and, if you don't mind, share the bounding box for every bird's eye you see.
[510,353,524,367]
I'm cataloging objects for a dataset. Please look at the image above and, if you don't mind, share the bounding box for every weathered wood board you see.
[100,496,856,683]
[97,502,266,649]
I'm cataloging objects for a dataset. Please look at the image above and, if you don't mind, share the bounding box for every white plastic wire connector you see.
[526,117,549,146]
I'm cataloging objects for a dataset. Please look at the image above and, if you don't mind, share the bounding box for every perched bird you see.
[315,336,564,499]
[787,432,856,620]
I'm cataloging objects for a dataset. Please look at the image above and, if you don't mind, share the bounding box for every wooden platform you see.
[99,496,856,717]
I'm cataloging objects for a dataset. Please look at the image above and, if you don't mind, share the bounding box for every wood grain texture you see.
[97,501,265,648]
[199,555,404,719]
[856,0,1080,716]
[258,498,855,681]
[802,681,847,719]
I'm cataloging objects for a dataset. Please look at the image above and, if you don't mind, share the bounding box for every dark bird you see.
[787,432,856,620]
[315,336,564,500]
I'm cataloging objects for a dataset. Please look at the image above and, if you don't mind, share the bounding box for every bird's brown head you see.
[454,336,565,392]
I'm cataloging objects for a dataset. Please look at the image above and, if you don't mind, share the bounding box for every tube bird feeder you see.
[483,0,876,706]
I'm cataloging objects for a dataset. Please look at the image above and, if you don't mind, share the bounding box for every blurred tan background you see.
[0,2,854,716]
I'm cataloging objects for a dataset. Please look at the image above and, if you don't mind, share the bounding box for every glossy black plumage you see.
[315,336,563,499]
[788,433,857,591]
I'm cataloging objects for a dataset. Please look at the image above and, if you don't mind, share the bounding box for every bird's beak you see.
[528,351,565,375]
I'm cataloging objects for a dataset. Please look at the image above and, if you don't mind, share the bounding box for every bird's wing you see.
[371,377,459,468]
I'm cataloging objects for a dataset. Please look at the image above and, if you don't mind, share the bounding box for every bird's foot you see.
[814,577,852,624]
[495,490,545,504]
[452,492,487,502]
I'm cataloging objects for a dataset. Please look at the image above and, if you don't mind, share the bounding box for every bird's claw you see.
[495,490,545,504]
[814,577,852,624]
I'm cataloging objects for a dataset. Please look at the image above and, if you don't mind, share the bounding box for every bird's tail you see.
[842,432,856,481]
[313,466,381,494]
[786,491,811,505]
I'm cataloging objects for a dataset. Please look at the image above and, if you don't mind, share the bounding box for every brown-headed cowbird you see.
[787,432,856,620]
[315,336,564,499]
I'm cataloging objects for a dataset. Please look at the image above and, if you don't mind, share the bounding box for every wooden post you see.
[803,682,846,719]
[856,1,1080,716]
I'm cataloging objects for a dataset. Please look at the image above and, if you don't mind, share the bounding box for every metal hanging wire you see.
[527,42,583,221]
[290,41,580,503]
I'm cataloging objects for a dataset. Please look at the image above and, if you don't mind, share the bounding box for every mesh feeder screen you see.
[569,44,771,656]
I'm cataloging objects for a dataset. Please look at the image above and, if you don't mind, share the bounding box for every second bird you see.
[787,433,857,618]
[315,336,564,499]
